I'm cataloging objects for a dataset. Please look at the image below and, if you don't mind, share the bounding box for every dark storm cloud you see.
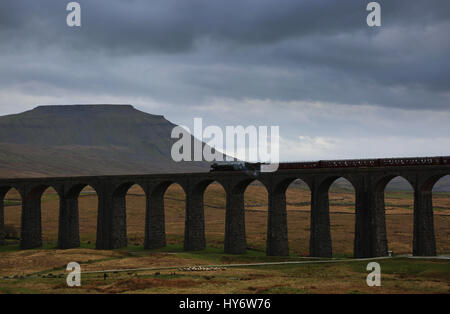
[2,0,449,52]
[0,0,449,111]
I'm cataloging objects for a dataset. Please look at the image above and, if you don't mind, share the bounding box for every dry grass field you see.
[0,180,449,294]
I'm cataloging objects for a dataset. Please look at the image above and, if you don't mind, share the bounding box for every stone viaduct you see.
[0,163,448,257]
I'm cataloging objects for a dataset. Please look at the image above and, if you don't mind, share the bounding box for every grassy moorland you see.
[0,183,449,294]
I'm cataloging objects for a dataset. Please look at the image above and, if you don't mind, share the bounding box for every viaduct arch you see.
[0,163,448,257]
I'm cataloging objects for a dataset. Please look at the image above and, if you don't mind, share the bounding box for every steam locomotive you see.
[210,156,450,172]
[210,161,264,172]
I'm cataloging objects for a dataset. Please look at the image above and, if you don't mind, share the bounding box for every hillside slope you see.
[0,105,208,177]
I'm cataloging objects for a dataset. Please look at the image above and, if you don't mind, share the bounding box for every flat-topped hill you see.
[0,105,208,177]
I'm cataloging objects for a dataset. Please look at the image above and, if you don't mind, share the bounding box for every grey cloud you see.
[0,0,448,115]
[2,0,449,52]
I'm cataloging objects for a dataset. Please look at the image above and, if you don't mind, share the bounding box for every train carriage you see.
[210,156,448,172]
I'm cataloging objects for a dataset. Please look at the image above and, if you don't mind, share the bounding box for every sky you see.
[0,0,449,161]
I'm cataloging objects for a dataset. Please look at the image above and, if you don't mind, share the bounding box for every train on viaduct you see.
[0,156,449,258]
